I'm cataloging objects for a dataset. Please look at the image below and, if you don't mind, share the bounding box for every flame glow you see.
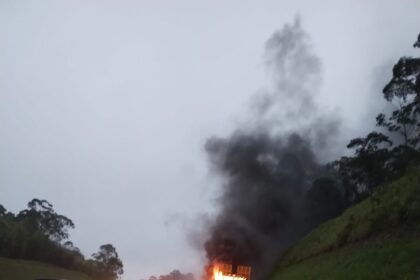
[213,267,246,280]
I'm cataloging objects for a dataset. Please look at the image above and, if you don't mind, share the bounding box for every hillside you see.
[0,257,93,280]
[269,168,420,280]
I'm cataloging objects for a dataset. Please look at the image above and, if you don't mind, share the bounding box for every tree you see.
[144,270,195,280]
[0,199,124,280]
[0,204,6,216]
[306,177,344,220]
[92,244,124,280]
[333,132,394,202]
[158,270,194,280]
[16,199,74,243]
[63,241,80,252]
[375,34,420,174]
[335,33,420,203]
[414,34,420,48]
[379,33,420,148]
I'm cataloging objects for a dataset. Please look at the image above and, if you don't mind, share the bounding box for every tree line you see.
[333,33,420,204]
[0,198,123,280]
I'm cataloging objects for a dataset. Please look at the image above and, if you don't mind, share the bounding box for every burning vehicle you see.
[212,263,251,280]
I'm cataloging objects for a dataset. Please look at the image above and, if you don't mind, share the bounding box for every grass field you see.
[269,167,420,280]
[0,257,92,280]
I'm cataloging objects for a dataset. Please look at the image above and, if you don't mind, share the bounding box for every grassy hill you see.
[0,257,92,280]
[269,167,420,280]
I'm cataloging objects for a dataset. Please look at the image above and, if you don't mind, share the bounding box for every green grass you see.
[0,257,92,280]
[270,226,420,280]
[269,167,420,280]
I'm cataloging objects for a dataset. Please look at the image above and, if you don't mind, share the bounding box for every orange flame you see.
[212,264,247,280]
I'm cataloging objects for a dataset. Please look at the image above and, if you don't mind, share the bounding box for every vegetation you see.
[269,167,420,279]
[146,270,195,280]
[0,257,92,280]
[0,199,123,280]
[334,33,420,204]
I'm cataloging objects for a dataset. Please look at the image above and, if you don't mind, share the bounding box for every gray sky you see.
[1,1,420,280]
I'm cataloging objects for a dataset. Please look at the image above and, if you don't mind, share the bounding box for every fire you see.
[213,267,245,280]
[212,263,251,280]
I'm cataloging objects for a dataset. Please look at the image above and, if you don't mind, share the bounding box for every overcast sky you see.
[1,1,420,280]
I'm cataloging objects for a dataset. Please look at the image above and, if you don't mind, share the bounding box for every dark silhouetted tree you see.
[158,270,194,280]
[335,33,420,203]
[378,32,420,148]
[16,198,74,242]
[0,204,6,216]
[306,177,344,220]
[92,244,124,280]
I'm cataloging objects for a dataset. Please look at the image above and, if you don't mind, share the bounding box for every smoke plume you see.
[203,18,343,280]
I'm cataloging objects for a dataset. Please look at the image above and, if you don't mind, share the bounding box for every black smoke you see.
[202,18,344,280]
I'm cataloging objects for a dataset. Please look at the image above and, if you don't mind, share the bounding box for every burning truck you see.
[212,263,251,280]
